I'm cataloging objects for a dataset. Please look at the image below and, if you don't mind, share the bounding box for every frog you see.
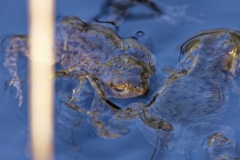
[142,28,240,156]
[3,16,155,138]
[109,29,240,157]
[92,0,202,28]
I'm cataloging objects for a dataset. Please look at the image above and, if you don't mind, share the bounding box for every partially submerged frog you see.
[110,29,240,156]
[3,16,155,104]
[143,29,240,156]
[3,16,155,138]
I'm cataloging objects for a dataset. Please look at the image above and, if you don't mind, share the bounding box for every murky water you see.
[1,0,240,160]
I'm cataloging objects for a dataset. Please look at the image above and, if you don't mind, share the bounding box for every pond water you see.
[0,0,240,160]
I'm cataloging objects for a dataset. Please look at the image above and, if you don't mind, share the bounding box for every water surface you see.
[1,0,240,159]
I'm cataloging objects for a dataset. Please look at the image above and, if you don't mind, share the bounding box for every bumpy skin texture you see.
[144,29,240,153]
[3,16,155,107]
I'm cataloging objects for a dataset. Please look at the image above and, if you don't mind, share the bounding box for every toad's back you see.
[54,17,154,73]
[3,16,155,106]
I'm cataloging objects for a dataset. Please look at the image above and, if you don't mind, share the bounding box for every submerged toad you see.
[141,29,240,156]
[3,16,155,138]
[111,29,240,156]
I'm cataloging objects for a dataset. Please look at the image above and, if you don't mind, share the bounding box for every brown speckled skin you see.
[3,16,155,106]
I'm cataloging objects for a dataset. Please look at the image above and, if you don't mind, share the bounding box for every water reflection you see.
[2,0,240,159]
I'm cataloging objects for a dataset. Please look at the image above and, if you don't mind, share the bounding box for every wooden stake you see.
[29,0,55,159]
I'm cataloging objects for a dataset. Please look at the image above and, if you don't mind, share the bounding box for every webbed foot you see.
[88,95,129,139]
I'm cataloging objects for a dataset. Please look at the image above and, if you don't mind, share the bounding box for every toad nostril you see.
[141,72,148,79]
[134,86,139,89]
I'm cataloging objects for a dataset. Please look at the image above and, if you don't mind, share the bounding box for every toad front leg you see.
[55,67,87,103]
[86,74,131,138]
[87,94,129,139]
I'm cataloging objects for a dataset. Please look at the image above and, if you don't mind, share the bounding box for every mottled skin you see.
[3,16,155,107]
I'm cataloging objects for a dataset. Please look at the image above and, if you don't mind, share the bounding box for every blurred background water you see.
[0,0,240,160]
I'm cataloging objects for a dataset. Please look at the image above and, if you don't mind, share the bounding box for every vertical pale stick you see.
[28,0,55,160]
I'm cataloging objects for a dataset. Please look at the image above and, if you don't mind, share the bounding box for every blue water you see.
[1,0,240,160]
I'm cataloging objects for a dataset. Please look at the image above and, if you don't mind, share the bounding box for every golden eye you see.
[111,84,125,91]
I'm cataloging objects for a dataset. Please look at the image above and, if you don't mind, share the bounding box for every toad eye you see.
[141,72,148,79]
[111,84,126,92]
